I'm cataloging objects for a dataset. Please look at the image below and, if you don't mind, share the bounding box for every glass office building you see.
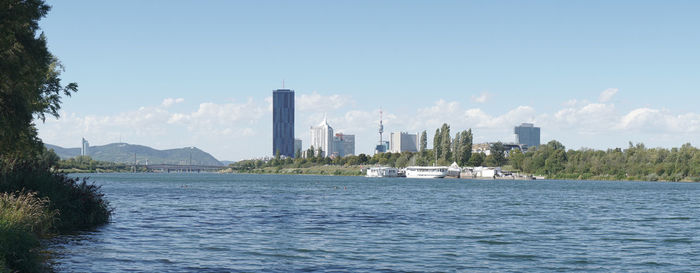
[273,89,295,157]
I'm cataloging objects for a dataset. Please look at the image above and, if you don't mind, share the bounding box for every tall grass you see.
[0,158,111,231]
[0,191,57,272]
[0,157,111,272]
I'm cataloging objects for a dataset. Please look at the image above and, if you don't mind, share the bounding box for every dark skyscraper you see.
[514,123,540,148]
[273,89,295,157]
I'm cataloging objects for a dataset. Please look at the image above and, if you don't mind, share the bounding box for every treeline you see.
[510,141,700,182]
[58,155,135,172]
[1,1,111,271]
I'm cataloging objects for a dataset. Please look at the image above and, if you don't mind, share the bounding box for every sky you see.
[36,0,700,161]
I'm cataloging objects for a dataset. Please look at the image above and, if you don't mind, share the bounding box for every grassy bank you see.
[0,159,111,272]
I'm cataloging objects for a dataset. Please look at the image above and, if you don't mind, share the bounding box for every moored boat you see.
[405,166,449,178]
[366,166,399,177]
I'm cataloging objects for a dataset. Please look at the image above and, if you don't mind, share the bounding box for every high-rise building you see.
[294,139,302,156]
[514,123,540,148]
[310,116,333,157]
[389,132,418,153]
[332,133,355,157]
[81,138,89,156]
[273,89,295,157]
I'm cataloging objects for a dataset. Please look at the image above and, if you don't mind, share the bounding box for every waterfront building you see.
[294,139,302,156]
[332,133,355,157]
[273,89,295,157]
[389,132,418,153]
[310,116,333,157]
[514,123,540,148]
[81,138,89,156]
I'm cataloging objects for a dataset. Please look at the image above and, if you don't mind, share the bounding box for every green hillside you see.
[45,143,222,166]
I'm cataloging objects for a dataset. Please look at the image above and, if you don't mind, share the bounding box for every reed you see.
[0,157,112,272]
[0,191,57,272]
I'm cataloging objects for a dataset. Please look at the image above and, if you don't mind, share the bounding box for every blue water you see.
[48,173,700,272]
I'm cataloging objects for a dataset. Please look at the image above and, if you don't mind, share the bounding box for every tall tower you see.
[81,138,89,156]
[378,108,384,144]
[374,108,387,154]
[272,88,295,157]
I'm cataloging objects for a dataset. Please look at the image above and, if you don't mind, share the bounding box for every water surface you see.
[49,173,700,272]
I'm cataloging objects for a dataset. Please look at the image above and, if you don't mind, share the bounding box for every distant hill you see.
[45,143,223,166]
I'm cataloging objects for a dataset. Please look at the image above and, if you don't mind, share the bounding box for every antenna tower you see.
[378,107,384,144]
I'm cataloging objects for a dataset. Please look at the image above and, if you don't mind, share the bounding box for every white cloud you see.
[598,88,618,103]
[161,97,185,107]
[471,92,491,103]
[297,91,352,112]
[618,108,700,133]
[411,100,536,132]
[553,103,617,133]
[36,98,269,160]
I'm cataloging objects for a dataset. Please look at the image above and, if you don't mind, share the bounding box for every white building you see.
[389,132,418,153]
[332,133,355,157]
[81,138,89,156]
[310,117,333,157]
[472,143,491,156]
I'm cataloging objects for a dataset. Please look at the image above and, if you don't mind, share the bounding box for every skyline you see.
[36,1,700,161]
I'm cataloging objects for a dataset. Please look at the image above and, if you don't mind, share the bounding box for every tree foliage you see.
[1,0,78,157]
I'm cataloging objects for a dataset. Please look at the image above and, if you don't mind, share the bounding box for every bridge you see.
[143,164,227,173]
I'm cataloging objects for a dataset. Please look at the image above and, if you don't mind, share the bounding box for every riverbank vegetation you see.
[1,1,111,271]
[232,123,700,182]
[57,155,136,173]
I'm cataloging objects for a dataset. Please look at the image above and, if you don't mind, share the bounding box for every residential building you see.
[514,123,540,148]
[389,132,418,153]
[472,143,491,156]
[332,133,355,157]
[273,89,295,157]
[310,117,333,157]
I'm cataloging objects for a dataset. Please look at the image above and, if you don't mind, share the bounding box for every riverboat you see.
[366,166,399,177]
[405,166,449,179]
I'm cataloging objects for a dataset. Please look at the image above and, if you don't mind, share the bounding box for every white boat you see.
[366,166,399,177]
[446,162,461,178]
[405,166,449,179]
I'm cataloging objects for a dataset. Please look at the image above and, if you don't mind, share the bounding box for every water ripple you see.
[47,174,700,272]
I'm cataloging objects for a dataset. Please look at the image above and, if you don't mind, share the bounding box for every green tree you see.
[467,152,485,166]
[487,142,507,167]
[440,123,451,162]
[1,0,78,158]
[419,130,427,154]
[459,129,473,166]
[510,149,525,170]
[453,132,461,163]
[433,128,442,160]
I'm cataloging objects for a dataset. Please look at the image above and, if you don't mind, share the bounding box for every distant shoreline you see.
[64,167,700,182]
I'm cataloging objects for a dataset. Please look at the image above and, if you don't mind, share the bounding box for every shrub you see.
[0,158,111,232]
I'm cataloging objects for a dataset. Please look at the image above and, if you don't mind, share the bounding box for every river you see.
[48,173,699,272]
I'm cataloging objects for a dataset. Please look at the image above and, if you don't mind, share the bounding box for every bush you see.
[0,158,111,232]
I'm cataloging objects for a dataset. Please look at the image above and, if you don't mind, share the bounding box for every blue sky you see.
[37,0,700,161]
